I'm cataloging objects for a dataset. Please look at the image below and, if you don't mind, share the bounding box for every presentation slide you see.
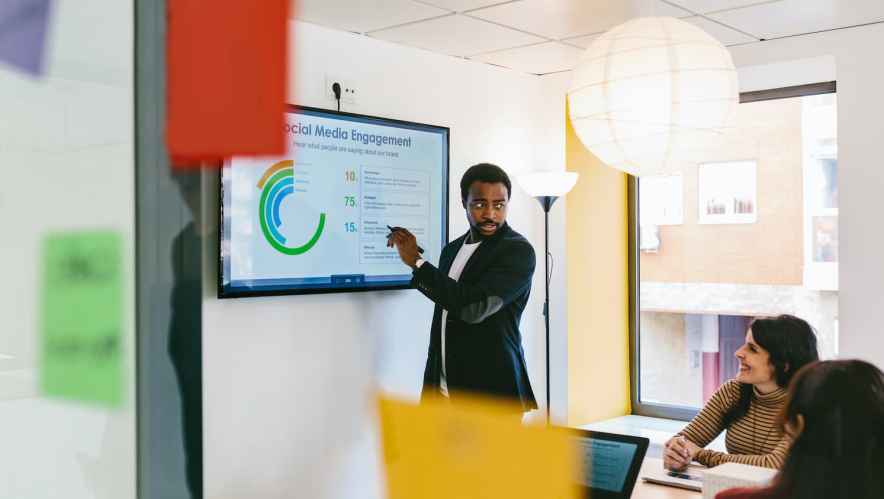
[577,438,638,492]
[220,106,448,297]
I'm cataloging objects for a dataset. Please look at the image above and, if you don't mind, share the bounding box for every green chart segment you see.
[257,161,326,255]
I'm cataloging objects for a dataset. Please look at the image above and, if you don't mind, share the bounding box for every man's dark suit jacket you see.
[411,222,538,411]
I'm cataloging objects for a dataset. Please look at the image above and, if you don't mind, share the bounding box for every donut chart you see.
[256,160,326,255]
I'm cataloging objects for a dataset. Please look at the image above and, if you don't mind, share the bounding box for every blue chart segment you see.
[268,176,293,243]
[257,160,326,255]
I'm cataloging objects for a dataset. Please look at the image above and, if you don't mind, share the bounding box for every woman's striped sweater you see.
[677,379,790,468]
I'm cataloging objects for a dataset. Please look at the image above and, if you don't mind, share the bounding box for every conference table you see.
[632,458,701,498]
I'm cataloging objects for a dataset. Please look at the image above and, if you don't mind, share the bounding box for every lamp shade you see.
[567,17,738,177]
[517,171,579,198]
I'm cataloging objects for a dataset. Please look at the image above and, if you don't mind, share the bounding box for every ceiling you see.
[293,0,884,76]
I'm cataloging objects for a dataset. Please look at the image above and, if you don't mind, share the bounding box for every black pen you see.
[387,225,424,254]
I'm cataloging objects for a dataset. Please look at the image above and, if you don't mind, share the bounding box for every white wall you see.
[727,23,884,368]
[202,21,568,499]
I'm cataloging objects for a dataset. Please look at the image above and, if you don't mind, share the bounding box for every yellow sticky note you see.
[378,395,580,499]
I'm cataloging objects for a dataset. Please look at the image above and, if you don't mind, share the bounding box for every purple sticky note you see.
[0,0,52,77]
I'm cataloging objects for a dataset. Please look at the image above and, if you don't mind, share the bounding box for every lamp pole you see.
[537,195,557,425]
[518,170,578,426]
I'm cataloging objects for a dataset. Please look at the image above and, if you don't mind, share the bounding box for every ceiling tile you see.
[709,0,884,39]
[471,42,584,74]
[468,0,638,40]
[648,0,695,17]
[416,0,511,12]
[561,33,600,49]
[558,1,691,48]
[295,0,448,33]
[369,14,545,57]
[665,0,785,15]
[682,16,756,45]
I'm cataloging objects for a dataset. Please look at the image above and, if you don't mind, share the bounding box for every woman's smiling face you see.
[734,329,776,386]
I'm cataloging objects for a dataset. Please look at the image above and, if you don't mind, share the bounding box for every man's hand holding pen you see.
[386,225,422,269]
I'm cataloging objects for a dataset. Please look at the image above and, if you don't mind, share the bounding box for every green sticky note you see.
[40,231,123,407]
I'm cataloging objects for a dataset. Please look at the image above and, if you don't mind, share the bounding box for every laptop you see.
[572,430,649,499]
[641,462,705,491]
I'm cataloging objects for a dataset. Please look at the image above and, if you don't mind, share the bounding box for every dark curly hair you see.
[459,163,511,205]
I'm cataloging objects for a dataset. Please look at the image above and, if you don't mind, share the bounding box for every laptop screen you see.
[571,430,649,499]
[577,438,639,491]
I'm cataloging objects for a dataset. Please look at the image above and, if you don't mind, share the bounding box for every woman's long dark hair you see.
[722,315,819,428]
[769,360,884,499]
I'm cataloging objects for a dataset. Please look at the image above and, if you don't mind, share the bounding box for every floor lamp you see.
[517,171,578,424]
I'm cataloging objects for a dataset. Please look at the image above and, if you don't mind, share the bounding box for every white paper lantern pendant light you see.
[568,17,738,177]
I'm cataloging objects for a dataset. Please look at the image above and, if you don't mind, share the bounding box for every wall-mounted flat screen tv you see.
[219,105,449,298]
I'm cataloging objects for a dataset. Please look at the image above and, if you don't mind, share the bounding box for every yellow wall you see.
[566,103,631,425]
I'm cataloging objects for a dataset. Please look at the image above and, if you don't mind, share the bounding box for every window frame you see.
[629,82,837,421]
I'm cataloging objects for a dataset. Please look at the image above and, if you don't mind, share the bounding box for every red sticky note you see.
[167,0,289,165]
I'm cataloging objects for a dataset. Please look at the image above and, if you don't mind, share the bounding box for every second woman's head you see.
[772,360,884,499]
[735,315,819,391]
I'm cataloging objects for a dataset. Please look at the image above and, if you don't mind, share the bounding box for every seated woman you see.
[717,359,884,499]
[664,315,819,470]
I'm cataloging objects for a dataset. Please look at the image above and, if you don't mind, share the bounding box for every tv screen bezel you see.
[217,104,450,299]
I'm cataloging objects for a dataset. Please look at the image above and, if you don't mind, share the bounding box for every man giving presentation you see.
[388,163,537,414]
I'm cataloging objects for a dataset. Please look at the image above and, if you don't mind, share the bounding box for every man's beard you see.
[470,221,500,241]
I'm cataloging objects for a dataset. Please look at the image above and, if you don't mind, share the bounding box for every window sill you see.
[575,415,727,458]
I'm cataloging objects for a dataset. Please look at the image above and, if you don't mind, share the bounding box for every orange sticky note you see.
[378,395,580,499]
[167,0,289,165]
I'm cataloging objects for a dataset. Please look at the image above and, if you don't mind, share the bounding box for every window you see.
[802,94,838,289]
[1,0,137,495]
[697,161,757,224]
[640,175,684,227]
[811,216,838,262]
[639,175,683,253]
[814,158,838,211]
[632,83,839,418]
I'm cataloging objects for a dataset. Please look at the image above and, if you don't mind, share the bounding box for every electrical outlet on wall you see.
[325,75,357,106]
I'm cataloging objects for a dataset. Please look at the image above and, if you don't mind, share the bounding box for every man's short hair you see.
[460,163,512,203]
